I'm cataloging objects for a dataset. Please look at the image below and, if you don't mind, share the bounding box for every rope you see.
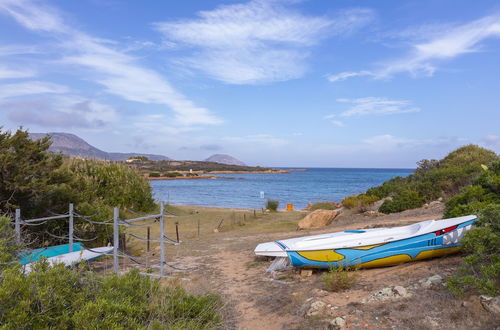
[21,220,48,226]
[82,246,114,255]
[74,212,114,225]
[44,230,69,240]
[127,233,180,245]
[48,210,69,217]
[73,234,98,242]
[119,218,158,227]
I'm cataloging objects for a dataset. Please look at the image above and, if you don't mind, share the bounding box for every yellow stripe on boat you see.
[297,249,345,262]
[414,247,461,260]
[359,254,412,268]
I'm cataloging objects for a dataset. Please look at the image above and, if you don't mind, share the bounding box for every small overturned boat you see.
[21,243,113,273]
[255,215,477,269]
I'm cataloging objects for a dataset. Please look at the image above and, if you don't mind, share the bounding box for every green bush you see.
[309,201,339,211]
[378,189,426,214]
[149,172,161,177]
[342,194,378,212]
[165,172,183,177]
[365,145,498,214]
[447,204,500,296]
[322,265,357,292]
[266,199,279,211]
[0,265,222,329]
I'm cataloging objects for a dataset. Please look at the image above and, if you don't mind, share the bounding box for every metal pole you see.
[15,209,21,244]
[69,203,74,252]
[147,227,150,252]
[113,207,119,274]
[160,201,165,277]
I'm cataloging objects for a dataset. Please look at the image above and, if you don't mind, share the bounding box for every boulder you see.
[480,295,500,318]
[306,300,327,316]
[298,210,340,230]
[329,316,346,329]
[420,275,443,289]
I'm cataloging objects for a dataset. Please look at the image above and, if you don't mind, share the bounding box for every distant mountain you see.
[205,154,246,166]
[29,132,171,161]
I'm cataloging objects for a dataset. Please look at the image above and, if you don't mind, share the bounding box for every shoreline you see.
[147,168,306,180]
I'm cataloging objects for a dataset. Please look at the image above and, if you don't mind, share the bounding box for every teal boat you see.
[19,243,84,265]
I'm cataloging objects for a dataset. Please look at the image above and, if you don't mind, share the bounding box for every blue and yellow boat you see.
[254,215,477,269]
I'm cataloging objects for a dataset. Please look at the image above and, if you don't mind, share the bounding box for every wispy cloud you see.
[328,13,500,82]
[324,114,344,126]
[0,0,221,126]
[154,1,374,84]
[0,65,37,79]
[0,81,68,99]
[5,95,118,129]
[337,97,420,117]
[223,134,288,146]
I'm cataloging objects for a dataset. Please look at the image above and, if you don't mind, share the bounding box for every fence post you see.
[160,201,165,277]
[15,209,21,244]
[69,203,74,252]
[113,207,119,274]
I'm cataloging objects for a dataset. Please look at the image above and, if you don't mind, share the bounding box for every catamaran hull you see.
[255,215,477,269]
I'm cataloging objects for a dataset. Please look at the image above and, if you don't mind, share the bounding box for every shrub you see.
[447,204,500,296]
[0,265,222,329]
[165,172,182,177]
[364,145,498,214]
[342,194,378,212]
[378,189,425,214]
[309,202,339,211]
[322,265,357,292]
[266,199,279,211]
[149,171,161,177]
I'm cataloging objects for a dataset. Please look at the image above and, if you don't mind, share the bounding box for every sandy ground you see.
[116,203,497,329]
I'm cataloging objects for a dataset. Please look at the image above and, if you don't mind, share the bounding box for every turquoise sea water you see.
[151,168,413,210]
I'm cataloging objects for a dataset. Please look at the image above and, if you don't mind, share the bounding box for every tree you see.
[0,128,70,217]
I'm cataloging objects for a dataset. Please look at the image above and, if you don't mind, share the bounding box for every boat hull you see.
[255,216,477,269]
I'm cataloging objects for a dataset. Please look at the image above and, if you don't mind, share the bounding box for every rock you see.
[480,295,500,318]
[362,210,382,217]
[298,210,340,230]
[393,286,408,297]
[329,316,346,329]
[312,289,329,297]
[429,200,442,207]
[364,285,411,303]
[373,197,392,212]
[420,275,443,289]
[301,269,313,277]
[306,300,327,316]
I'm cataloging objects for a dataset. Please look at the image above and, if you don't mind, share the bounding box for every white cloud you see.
[324,114,344,126]
[223,134,288,147]
[337,97,420,117]
[328,13,500,81]
[4,95,118,129]
[327,70,373,82]
[481,134,500,150]
[0,81,68,99]
[0,0,221,126]
[155,1,374,84]
[0,65,37,79]
[362,134,415,147]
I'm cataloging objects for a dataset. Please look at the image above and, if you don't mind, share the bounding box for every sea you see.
[151,168,414,210]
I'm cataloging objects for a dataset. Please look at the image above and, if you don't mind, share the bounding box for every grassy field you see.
[124,205,306,255]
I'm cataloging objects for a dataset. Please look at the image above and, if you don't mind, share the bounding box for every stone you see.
[297,210,340,230]
[480,295,500,318]
[329,316,346,329]
[301,269,313,277]
[393,286,408,298]
[306,300,327,316]
[421,275,443,289]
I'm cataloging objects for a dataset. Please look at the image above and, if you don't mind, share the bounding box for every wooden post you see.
[254,209,256,218]
[175,222,179,243]
[197,219,200,237]
[15,209,21,244]
[69,203,74,252]
[159,202,165,277]
[147,227,150,252]
[113,207,119,274]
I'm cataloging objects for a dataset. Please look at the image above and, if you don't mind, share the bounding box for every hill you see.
[205,154,246,166]
[29,132,171,161]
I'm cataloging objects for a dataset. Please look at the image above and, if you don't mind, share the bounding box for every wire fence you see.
[14,202,184,278]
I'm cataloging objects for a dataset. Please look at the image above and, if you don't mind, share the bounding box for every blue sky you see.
[0,0,499,167]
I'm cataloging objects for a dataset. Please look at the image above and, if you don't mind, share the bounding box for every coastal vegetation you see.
[266,199,279,211]
[308,201,339,211]
[0,128,223,328]
[322,265,357,292]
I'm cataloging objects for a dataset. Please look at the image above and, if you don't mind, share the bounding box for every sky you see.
[0,0,499,168]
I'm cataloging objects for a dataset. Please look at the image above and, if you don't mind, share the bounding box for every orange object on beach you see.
[286,203,293,211]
